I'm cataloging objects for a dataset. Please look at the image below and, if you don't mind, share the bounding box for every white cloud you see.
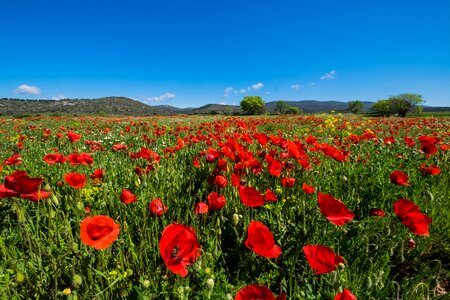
[308,82,316,89]
[219,102,226,105]
[144,92,176,102]
[14,84,41,95]
[291,84,302,90]
[252,82,264,90]
[239,89,247,93]
[51,94,66,100]
[320,70,336,80]
[224,87,236,97]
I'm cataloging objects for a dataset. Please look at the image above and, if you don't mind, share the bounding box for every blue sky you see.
[1,0,449,107]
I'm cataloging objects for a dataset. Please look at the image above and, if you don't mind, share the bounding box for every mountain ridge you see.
[1,96,448,116]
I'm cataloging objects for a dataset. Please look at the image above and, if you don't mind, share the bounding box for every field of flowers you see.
[0,114,449,299]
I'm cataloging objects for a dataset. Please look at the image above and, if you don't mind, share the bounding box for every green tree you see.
[395,93,424,115]
[371,99,392,116]
[240,96,265,115]
[275,100,290,114]
[348,100,364,114]
[289,107,302,114]
[388,97,411,117]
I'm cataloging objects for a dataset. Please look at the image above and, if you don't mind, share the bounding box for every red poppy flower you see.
[369,208,385,217]
[90,169,105,179]
[112,143,127,151]
[21,190,52,202]
[265,189,278,202]
[67,153,94,166]
[149,198,168,216]
[207,191,226,210]
[3,171,44,194]
[245,221,282,259]
[159,224,200,277]
[303,245,345,275]
[231,173,241,187]
[192,157,200,168]
[318,192,354,226]
[67,131,82,142]
[64,172,87,189]
[214,175,228,188]
[120,189,137,204]
[334,288,357,300]
[235,284,285,300]
[408,239,416,249]
[43,153,66,165]
[194,201,209,214]
[390,170,410,186]
[419,164,441,175]
[80,215,120,250]
[3,154,22,165]
[268,159,282,177]
[281,177,295,188]
[393,198,432,236]
[239,186,264,207]
[302,183,315,195]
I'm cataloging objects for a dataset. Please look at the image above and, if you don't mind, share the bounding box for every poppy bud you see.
[16,272,25,283]
[408,239,416,249]
[142,279,150,289]
[206,278,214,289]
[72,274,82,287]
[206,154,215,163]
[43,183,51,192]
[239,179,247,186]
[232,213,239,226]
[204,267,212,276]
[76,201,84,210]
[225,294,233,300]
[51,195,60,206]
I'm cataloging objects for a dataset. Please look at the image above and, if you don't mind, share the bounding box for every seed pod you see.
[232,213,239,226]
[206,278,214,289]
[72,274,82,287]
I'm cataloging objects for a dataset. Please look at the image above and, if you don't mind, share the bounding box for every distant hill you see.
[0,97,448,116]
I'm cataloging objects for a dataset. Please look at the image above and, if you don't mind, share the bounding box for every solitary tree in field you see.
[371,93,424,117]
[348,100,364,114]
[240,96,265,115]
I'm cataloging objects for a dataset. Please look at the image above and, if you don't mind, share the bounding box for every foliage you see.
[0,114,449,299]
[371,94,424,117]
[275,101,290,115]
[347,100,364,114]
[240,96,265,115]
[289,107,302,114]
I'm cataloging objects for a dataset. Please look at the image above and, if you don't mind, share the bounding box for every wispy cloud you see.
[219,102,226,105]
[14,84,41,95]
[51,94,66,100]
[144,92,176,102]
[308,82,316,89]
[320,70,336,80]
[239,88,247,93]
[291,84,302,90]
[252,82,264,90]
[224,87,236,97]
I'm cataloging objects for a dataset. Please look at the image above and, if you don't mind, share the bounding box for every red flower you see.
[207,191,226,210]
[390,170,410,186]
[318,192,354,226]
[43,153,66,165]
[112,143,127,151]
[67,131,82,142]
[214,175,228,188]
[192,157,200,168]
[302,183,315,195]
[67,153,94,166]
[265,189,278,202]
[303,245,345,275]
[393,198,432,236]
[21,190,51,202]
[80,215,120,250]
[3,154,22,165]
[420,164,441,175]
[281,177,296,188]
[90,169,105,179]
[245,221,282,259]
[64,172,87,189]
[408,239,416,249]
[369,208,385,217]
[235,284,285,300]
[239,186,264,207]
[3,171,44,194]
[268,159,282,177]
[194,201,209,214]
[120,189,137,204]
[149,198,168,216]
[334,288,357,300]
[159,224,200,277]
